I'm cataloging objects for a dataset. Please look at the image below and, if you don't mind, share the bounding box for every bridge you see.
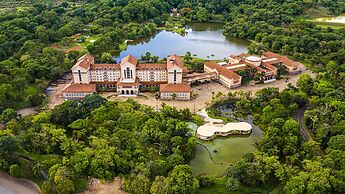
[183,72,218,84]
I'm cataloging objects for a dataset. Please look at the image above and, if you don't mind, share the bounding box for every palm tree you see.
[246,65,258,79]
[191,92,199,114]
[172,93,177,107]
[145,52,152,62]
[255,72,266,81]
[152,55,159,63]
[311,115,319,132]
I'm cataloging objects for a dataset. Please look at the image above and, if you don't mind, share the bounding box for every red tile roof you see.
[262,52,281,59]
[75,54,94,69]
[260,62,278,72]
[137,63,167,70]
[62,84,96,93]
[262,52,300,68]
[204,61,241,81]
[91,63,121,70]
[71,33,82,39]
[160,83,191,93]
[121,55,138,66]
[167,54,188,73]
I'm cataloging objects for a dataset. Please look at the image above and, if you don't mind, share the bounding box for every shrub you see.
[9,164,21,177]
[0,159,9,171]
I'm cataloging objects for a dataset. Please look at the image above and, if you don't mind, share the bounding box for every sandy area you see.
[47,74,73,109]
[17,107,37,117]
[0,172,41,194]
[82,177,127,194]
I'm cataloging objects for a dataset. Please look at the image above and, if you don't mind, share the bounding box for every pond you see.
[114,22,250,61]
[188,114,263,177]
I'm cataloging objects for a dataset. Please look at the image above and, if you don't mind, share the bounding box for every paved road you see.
[0,173,40,194]
[294,107,325,156]
[294,107,313,140]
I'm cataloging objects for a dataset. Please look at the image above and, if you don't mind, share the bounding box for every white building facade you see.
[64,54,192,100]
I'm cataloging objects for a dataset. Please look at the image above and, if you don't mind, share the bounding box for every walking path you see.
[197,108,223,123]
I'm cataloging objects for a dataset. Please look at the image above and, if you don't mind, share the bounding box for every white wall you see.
[71,66,90,84]
[167,65,183,84]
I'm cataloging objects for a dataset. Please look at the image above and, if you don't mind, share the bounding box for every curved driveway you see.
[0,173,40,194]
[294,107,325,156]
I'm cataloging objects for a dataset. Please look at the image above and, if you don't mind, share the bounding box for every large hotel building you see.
[62,54,191,100]
[62,52,301,100]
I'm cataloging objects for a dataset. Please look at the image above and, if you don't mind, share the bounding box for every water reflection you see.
[189,106,263,176]
[114,22,250,61]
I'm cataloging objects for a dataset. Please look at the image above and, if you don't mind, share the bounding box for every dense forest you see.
[1,95,199,193]
[1,0,345,193]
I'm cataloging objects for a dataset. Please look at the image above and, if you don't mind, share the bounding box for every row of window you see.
[162,93,189,97]
[65,93,89,97]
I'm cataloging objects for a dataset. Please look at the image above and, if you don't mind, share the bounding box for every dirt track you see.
[0,173,40,194]
[82,177,127,194]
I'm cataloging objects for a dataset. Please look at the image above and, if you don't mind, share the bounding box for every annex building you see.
[62,54,192,100]
[203,52,301,88]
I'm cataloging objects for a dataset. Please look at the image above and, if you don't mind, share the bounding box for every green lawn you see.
[74,176,88,193]
[200,180,282,194]
[315,23,345,29]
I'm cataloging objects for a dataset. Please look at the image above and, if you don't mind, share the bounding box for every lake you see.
[114,22,250,61]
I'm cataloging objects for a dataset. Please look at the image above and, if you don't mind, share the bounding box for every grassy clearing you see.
[199,177,282,194]
[17,157,43,187]
[199,179,227,194]
[304,6,331,19]
[74,176,88,193]
[313,22,345,29]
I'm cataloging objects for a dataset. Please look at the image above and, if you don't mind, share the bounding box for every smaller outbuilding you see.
[62,83,96,100]
[160,83,191,100]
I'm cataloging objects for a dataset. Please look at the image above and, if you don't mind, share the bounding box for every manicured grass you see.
[17,157,44,187]
[22,151,60,163]
[85,35,102,44]
[16,150,61,188]
[206,109,236,123]
[74,176,88,193]
[315,23,345,29]
[200,179,282,194]
[199,182,227,194]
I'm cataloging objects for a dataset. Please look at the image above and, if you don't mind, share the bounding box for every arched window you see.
[174,70,177,82]
[126,67,130,79]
